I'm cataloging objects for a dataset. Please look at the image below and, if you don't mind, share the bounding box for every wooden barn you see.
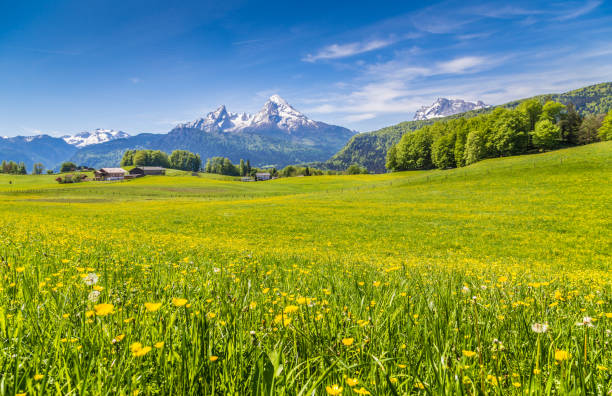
[129,166,166,176]
[94,167,127,181]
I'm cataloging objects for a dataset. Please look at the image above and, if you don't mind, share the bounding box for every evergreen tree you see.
[558,103,582,145]
[32,163,44,175]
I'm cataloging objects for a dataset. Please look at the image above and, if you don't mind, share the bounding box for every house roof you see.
[256,172,270,176]
[133,166,165,170]
[99,168,127,174]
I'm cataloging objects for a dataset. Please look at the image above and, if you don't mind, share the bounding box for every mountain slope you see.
[327,82,612,172]
[0,135,77,170]
[72,96,356,168]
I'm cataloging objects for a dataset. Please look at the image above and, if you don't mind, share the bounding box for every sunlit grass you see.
[0,142,610,394]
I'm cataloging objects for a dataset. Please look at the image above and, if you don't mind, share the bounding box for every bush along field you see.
[0,142,610,395]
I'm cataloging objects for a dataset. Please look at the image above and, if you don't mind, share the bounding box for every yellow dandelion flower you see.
[554,350,570,362]
[93,303,114,316]
[346,378,358,387]
[16,267,25,273]
[284,305,299,314]
[133,346,151,357]
[34,374,44,381]
[154,342,165,349]
[326,384,343,395]
[353,387,371,395]
[144,302,162,312]
[209,355,218,362]
[462,350,477,358]
[342,338,354,346]
[172,298,188,307]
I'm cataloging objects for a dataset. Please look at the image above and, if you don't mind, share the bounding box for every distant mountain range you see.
[62,129,130,148]
[325,82,612,172]
[413,98,489,120]
[3,83,611,173]
[1,96,356,170]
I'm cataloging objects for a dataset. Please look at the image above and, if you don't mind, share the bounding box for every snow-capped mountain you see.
[63,129,129,148]
[176,95,325,134]
[178,105,253,133]
[414,98,490,120]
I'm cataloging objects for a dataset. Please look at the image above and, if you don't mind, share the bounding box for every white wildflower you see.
[83,273,99,286]
[531,323,549,333]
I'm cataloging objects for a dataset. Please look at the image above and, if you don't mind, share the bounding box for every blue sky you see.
[1,0,611,137]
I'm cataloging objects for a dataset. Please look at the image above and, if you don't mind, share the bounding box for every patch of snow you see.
[414,98,490,120]
[63,128,130,147]
[177,95,320,134]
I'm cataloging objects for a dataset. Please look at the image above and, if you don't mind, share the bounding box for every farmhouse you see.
[94,167,127,181]
[129,166,166,176]
[255,172,271,181]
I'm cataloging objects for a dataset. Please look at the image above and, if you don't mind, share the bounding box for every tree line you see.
[386,100,612,171]
[121,149,202,172]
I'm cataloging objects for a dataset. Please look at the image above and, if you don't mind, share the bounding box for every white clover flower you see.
[461,286,470,294]
[576,316,594,327]
[531,323,549,333]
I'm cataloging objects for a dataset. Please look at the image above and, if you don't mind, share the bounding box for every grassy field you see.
[0,142,610,395]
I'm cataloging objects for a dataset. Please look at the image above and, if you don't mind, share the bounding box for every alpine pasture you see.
[0,142,610,395]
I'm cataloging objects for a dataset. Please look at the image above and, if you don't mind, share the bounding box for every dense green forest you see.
[327,82,612,172]
[120,149,202,172]
[387,101,612,171]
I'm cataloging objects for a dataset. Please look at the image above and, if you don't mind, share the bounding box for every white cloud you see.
[556,0,602,21]
[344,113,377,122]
[436,56,488,74]
[303,39,394,62]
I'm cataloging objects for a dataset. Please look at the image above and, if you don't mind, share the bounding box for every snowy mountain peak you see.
[62,128,130,148]
[177,96,320,134]
[268,94,290,106]
[413,98,490,120]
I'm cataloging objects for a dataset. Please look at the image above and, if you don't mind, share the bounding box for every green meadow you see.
[0,142,610,395]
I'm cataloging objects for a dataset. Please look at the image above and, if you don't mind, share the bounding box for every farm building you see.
[255,172,271,181]
[94,167,127,181]
[129,166,166,176]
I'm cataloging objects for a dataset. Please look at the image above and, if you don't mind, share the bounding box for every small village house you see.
[255,172,271,181]
[129,166,166,177]
[94,167,127,181]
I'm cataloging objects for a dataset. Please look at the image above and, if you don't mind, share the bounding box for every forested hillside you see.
[386,98,612,172]
[327,82,612,172]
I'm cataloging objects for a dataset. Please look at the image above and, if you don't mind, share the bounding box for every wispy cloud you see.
[556,0,602,21]
[436,56,489,74]
[303,39,394,62]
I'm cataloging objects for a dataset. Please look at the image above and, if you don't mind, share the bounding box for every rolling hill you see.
[326,82,612,172]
